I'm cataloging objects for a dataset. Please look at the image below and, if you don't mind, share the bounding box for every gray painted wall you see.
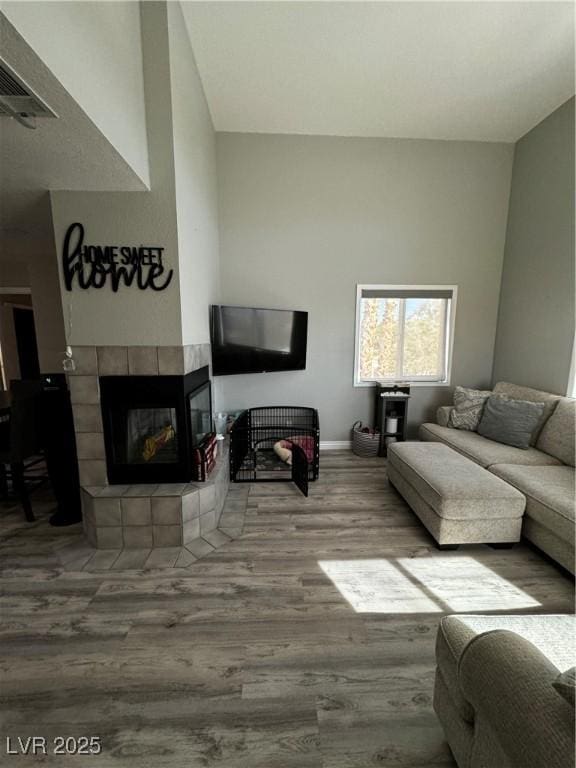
[168,2,220,346]
[50,2,181,347]
[492,98,575,395]
[49,1,220,349]
[216,133,513,441]
[0,262,29,287]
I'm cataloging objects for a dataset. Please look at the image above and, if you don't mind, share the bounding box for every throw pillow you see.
[448,386,492,431]
[553,667,576,707]
[477,395,545,449]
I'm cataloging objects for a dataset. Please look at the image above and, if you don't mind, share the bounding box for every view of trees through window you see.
[359,297,447,381]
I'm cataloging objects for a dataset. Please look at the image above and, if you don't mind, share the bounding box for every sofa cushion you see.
[478,395,545,449]
[419,422,561,468]
[387,442,525,520]
[536,398,576,467]
[436,405,453,428]
[489,464,575,543]
[436,614,576,723]
[493,381,562,444]
[448,385,492,431]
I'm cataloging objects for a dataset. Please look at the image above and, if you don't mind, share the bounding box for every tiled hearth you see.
[81,443,229,549]
[68,345,229,551]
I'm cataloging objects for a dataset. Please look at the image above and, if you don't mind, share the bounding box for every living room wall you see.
[49,1,181,347]
[216,133,514,442]
[492,97,575,395]
[168,1,220,346]
[49,1,219,349]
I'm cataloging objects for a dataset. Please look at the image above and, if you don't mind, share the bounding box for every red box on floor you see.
[191,433,218,482]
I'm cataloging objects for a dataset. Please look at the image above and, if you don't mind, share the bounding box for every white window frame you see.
[353,284,458,387]
[568,337,576,398]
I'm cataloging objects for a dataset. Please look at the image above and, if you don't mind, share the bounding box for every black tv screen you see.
[210,305,308,376]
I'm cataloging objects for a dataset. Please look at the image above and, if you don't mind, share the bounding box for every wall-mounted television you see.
[210,305,308,376]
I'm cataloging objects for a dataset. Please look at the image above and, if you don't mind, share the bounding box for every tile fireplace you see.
[100,367,212,484]
[68,345,230,550]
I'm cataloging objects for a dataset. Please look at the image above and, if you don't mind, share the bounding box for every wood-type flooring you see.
[1,451,573,766]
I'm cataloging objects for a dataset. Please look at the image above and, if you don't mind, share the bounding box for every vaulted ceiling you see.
[183,1,575,142]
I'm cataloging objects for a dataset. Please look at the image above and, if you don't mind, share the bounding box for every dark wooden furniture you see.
[375,384,411,457]
[0,391,12,417]
[39,374,82,526]
[0,381,44,521]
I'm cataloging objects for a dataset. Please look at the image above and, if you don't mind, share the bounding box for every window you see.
[354,285,457,386]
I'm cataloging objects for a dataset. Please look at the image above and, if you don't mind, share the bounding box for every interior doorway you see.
[0,290,40,388]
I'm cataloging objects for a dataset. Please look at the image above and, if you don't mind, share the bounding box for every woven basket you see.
[351,421,380,457]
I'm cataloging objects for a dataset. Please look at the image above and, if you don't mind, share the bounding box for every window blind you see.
[361,288,454,300]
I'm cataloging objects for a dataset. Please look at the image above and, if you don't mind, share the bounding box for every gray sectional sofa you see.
[434,614,575,768]
[419,382,575,574]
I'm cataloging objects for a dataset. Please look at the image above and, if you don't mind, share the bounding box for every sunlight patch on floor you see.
[319,556,541,614]
[318,559,442,613]
[398,556,541,612]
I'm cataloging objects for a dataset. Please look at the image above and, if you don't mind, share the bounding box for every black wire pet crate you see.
[229,406,320,496]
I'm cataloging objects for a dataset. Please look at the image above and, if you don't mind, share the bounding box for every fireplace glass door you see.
[189,382,212,447]
[99,366,211,484]
[123,407,179,465]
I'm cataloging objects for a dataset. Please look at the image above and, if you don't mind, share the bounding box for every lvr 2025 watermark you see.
[5,736,101,756]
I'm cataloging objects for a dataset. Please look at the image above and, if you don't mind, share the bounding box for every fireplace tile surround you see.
[80,445,229,549]
[68,345,230,550]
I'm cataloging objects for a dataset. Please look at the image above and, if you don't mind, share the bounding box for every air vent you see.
[0,58,58,118]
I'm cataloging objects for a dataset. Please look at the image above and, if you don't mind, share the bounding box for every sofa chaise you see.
[419,381,575,573]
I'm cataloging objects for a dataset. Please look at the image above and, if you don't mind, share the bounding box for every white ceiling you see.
[183,1,575,142]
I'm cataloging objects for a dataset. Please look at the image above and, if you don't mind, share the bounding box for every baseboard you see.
[320,441,351,450]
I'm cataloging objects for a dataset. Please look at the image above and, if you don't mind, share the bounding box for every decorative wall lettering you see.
[62,222,174,292]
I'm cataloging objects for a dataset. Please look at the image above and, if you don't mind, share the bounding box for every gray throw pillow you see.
[477,395,545,449]
[553,667,576,707]
[448,386,492,431]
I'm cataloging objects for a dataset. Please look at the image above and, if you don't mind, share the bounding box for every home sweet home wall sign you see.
[62,222,174,292]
